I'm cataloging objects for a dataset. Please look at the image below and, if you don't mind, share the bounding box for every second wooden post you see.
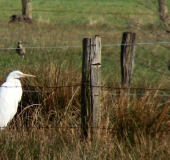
[81,35,101,140]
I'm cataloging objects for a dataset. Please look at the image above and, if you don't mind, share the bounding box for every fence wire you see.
[0,40,169,95]
[0,41,170,50]
[22,85,170,97]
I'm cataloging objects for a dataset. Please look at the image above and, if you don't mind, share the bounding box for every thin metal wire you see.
[1,85,170,91]
[109,94,170,97]
[23,90,41,93]
[102,41,170,47]
[0,41,170,50]
[22,89,170,97]
[2,125,170,130]
[22,86,170,95]
[0,126,113,129]
[0,46,81,50]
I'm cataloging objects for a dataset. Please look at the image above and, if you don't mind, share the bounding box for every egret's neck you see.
[6,78,21,86]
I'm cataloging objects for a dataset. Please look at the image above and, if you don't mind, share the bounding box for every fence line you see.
[0,84,169,91]
[20,85,170,94]
[23,90,170,97]
[0,34,169,136]
[0,41,170,50]
[0,126,117,130]
[109,93,170,97]
[0,8,156,16]
[0,37,168,90]
[2,125,170,130]
[0,46,81,50]
[31,10,156,17]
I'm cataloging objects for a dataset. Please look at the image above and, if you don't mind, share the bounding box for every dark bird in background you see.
[16,41,26,60]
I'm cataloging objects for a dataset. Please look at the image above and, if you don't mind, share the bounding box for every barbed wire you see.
[21,85,170,94]
[3,84,170,90]
[23,90,170,97]
[0,7,155,16]
[0,84,170,91]
[0,84,170,97]
[0,126,114,130]
[32,9,155,16]
[0,46,81,50]
[2,125,170,130]
[0,41,169,50]
[0,39,168,94]
[109,93,170,97]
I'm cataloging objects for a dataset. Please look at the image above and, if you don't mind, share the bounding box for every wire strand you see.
[1,85,170,91]
[0,41,170,50]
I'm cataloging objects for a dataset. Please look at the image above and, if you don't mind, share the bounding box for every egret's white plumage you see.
[0,71,35,129]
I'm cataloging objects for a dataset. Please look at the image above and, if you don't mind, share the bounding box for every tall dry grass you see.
[0,59,169,159]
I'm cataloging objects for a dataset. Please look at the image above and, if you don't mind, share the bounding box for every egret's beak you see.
[22,73,36,78]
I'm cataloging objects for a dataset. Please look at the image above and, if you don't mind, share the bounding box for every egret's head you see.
[6,70,35,81]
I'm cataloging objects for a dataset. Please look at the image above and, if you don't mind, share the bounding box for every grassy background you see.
[0,0,170,159]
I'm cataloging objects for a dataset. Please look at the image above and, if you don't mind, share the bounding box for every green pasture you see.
[0,0,170,87]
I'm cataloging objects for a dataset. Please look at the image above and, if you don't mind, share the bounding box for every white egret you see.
[0,70,35,129]
[16,41,26,60]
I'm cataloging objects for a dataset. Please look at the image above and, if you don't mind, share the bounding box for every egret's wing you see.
[0,82,22,128]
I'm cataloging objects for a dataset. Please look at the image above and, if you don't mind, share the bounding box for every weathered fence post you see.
[119,32,136,116]
[81,37,91,139]
[121,32,136,88]
[91,35,101,137]
[81,35,101,140]
[158,0,170,32]
[159,0,167,21]
[22,0,32,18]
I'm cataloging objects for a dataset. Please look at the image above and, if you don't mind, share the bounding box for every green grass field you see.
[0,0,170,159]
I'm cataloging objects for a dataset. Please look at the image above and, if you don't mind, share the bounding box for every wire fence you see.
[1,2,170,134]
[1,84,170,90]
[2,125,170,130]
[0,41,170,50]
[0,40,169,96]
[0,84,170,97]
[22,85,170,97]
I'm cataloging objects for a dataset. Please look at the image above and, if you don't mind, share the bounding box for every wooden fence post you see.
[91,35,101,137]
[81,35,101,140]
[159,0,167,21]
[121,32,136,88]
[22,0,32,18]
[81,38,92,139]
[158,0,170,32]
